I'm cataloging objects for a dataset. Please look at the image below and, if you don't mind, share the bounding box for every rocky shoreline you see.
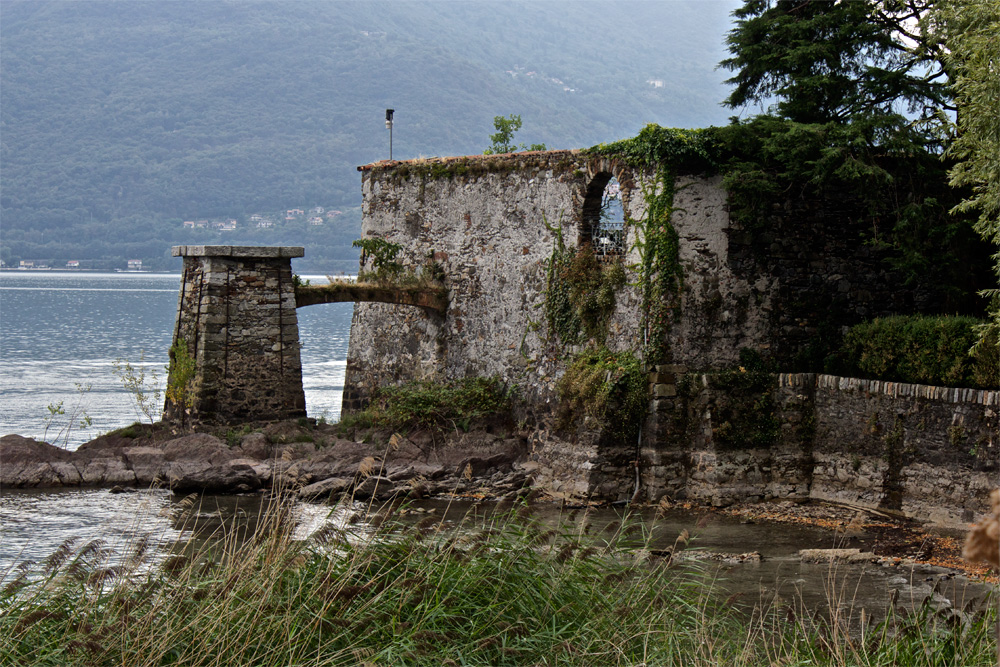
[0,419,533,502]
[4,418,997,582]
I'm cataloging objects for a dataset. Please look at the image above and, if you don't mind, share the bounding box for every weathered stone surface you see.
[79,458,137,486]
[239,432,273,459]
[527,372,997,528]
[166,247,306,425]
[0,435,76,488]
[162,434,234,464]
[165,460,261,493]
[352,475,395,501]
[297,476,353,501]
[800,548,877,563]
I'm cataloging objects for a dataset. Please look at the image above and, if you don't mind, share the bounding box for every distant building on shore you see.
[127,259,143,271]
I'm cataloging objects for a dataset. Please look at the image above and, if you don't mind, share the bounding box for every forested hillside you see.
[0,0,738,271]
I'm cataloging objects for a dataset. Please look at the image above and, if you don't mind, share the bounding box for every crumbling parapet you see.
[166,245,307,425]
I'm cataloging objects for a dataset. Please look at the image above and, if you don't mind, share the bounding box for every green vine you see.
[543,216,625,345]
[634,167,683,365]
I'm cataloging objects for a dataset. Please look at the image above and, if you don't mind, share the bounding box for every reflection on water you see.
[0,488,185,577]
[0,490,991,620]
[0,272,353,447]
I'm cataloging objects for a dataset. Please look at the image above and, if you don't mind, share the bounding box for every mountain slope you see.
[0,0,739,269]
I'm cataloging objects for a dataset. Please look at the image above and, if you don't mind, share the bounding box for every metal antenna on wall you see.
[385,109,394,160]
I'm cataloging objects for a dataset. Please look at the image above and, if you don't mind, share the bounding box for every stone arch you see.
[580,160,633,261]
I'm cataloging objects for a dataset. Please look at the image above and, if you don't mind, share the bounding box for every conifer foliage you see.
[720,0,950,147]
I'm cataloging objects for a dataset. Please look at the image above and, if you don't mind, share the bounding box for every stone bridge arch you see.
[165,245,445,425]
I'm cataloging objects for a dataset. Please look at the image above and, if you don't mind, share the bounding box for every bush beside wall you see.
[829,315,999,389]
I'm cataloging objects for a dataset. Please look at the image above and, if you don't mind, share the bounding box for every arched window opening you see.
[581,172,626,262]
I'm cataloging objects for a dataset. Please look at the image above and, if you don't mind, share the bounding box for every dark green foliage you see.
[708,349,781,449]
[356,377,514,431]
[829,315,999,389]
[721,0,948,138]
[557,348,647,443]
[712,117,992,311]
[714,0,991,311]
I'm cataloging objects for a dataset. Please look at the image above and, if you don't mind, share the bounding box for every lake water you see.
[0,271,353,448]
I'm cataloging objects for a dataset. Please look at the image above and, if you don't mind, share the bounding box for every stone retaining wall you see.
[805,374,998,526]
[527,372,997,527]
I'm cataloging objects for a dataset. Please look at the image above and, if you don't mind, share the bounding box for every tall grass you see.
[1,494,996,666]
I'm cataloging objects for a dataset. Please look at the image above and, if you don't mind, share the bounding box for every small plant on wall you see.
[353,238,403,283]
[709,349,780,450]
[165,339,196,427]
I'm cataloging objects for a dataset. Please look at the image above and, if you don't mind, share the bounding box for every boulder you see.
[0,435,75,488]
[166,460,262,493]
[239,432,272,460]
[353,475,396,501]
[162,433,234,464]
[297,476,353,502]
[79,458,137,486]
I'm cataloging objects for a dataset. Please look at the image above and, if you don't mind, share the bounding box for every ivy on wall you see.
[634,167,683,365]
[543,217,625,346]
[584,126,712,365]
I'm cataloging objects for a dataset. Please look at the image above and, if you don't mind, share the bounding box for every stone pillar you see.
[166,245,307,425]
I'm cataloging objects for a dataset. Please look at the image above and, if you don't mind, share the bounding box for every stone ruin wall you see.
[169,246,306,425]
[344,151,773,411]
[342,150,996,527]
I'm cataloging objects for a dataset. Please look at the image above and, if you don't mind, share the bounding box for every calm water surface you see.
[0,271,352,447]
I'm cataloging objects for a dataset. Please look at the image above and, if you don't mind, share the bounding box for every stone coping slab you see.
[172,245,305,258]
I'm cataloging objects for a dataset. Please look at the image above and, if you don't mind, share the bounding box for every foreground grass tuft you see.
[1,496,996,666]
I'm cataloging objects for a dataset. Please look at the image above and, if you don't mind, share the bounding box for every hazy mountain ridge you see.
[0,0,739,269]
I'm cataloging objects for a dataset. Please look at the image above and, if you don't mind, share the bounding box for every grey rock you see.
[239,432,272,460]
[298,477,353,502]
[353,475,395,501]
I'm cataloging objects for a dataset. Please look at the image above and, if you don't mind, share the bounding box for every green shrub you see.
[707,348,781,449]
[357,376,514,431]
[829,315,999,388]
[557,348,648,443]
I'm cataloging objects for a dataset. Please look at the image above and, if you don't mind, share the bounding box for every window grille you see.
[591,177,625,261]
